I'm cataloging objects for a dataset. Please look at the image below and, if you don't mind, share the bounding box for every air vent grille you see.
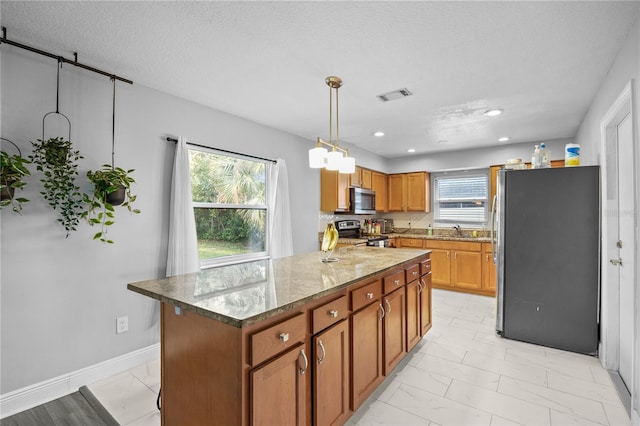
[377,88,413,102]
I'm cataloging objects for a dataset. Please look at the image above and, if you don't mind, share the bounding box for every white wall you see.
[0,48,331,394]
[573,17,640,424]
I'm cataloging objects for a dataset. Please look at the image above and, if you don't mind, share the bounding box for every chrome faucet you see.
[453,224,462,236]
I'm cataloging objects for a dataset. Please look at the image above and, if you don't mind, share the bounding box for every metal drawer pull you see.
[366,292,374,299]
[385,299,391,314]
[394,279,400,285]
[279,333,289,342]
[329,310,339,318]
[412,271,418,276]
[378,303,385,321]
[299,349,308,375]
[317,340,326,365]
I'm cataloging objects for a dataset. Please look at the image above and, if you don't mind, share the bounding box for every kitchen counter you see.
[332,233,493,245]
[127,246,429,328]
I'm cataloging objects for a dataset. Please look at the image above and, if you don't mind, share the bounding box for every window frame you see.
[189,146,270,268]
[431,169,489,228]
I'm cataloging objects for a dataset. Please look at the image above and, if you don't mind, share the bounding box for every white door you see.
[615,112,634,391]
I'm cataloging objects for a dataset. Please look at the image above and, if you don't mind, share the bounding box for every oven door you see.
[366,238,389,247]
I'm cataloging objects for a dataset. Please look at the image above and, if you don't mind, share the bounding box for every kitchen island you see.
[128,246,431,426]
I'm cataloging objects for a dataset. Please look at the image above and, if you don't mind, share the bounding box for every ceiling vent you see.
[376,88,413,102]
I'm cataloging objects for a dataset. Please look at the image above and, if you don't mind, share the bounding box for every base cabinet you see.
[159,253,431,426]
[482,243,496,292]
[350,300,384,410]
[419,272,432,336]
[406,280,421,351]
[251,344,308,426]
[313,320,351,426]
[429,248,452,286]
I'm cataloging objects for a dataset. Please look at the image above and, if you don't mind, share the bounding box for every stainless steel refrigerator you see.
[493,166,600,355]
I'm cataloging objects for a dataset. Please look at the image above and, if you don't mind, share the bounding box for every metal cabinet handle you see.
[412,271,418,277]
[394,279,400,285]
[447,252,450,258]
[329,310,338,318]
[279,333,289,342]
[366,292,374,299]
[385,299,391,314]
[417,279,424,293]
[378,303,385,321]
[610,258,623,266]
[299,349,308,375]
[317,340,326,365]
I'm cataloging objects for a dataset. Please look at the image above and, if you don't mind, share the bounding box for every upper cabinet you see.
[321,168,350,212]
[388,172,431,212]
[371,171,388,212]
[350,166,372,189]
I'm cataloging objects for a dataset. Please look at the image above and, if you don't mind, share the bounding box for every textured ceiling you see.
[1,1,638,158]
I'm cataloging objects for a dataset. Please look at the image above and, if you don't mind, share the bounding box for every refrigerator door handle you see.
[490,195,497,263]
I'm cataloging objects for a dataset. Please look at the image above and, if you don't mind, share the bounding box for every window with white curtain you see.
[189,147,269,266]
[432,170,489,227]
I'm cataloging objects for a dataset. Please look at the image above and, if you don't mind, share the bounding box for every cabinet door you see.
[351,301,384,410]
[321,169,349,212]
[430,249,452,286]
[406,172,429,212]
[482,250,496,292]
[405,281,421,351]
[387,174,404,211]
[361,169,372,189]
[383,287,407,375]
[313,320,351,426]
[419,273,432,335]
[251,344,308,426]
[371,172,388,212]
[350,167,362,188]
[452,250,482,290]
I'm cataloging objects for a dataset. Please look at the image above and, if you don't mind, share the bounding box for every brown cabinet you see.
[419,272,432,336]
[351,297,384,410]
[350,166,372,189]
[251,344,308,426]
[388,172,430,212]
[406,280,421,351]
[313,320,350,426]
[424,240,489,295]
[482,242,496,292]
[383,287,407,375]
[397,237,425,249]
[371,171,388,212]
[321,168,350,212]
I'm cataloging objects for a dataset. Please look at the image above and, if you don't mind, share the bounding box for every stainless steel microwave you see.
[342,187,376,215]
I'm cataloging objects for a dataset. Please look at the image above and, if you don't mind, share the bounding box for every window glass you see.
[189,149,268,266]
[432,171,488,226]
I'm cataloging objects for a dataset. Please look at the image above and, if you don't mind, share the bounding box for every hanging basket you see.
[1,182,15,201]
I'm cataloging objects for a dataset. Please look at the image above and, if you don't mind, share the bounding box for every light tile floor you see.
[89,289,631,425]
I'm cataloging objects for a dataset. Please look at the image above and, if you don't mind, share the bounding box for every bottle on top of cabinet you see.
[531,145,542,169]
[540,143,550,168]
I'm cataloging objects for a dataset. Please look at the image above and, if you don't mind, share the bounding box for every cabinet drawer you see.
[251,313,306,366]
[383,270,405,294]
[351,279,382,312]
[312,295,348,334]
[399,238,424,249]
[420,258,431,275]
[405,264,420,283]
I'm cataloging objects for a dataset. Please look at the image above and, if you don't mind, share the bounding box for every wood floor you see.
[0,386,118,426]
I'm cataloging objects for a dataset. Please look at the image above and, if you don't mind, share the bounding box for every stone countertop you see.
[127,247,429,328]
[331,233,493,244]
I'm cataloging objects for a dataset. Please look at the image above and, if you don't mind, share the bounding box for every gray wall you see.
[0,49,327,393]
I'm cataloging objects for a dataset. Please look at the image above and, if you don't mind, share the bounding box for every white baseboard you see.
[0,343,160,419]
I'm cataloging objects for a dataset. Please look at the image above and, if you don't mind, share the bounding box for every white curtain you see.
[268,159,293,259]
[166,137,201,276]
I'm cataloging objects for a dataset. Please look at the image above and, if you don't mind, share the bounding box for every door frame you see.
[598,79,639,422]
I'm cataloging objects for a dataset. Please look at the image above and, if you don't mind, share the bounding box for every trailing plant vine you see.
[30,137,84,237]
[82,164,140,243]
[0,149,31,213]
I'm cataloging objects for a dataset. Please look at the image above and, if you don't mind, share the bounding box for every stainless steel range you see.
[335,220,390,247]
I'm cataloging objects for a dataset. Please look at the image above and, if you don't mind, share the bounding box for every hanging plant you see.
[82,78,140,244]
[82,164,140,243]
[29,137,84,237]
[0,138,31,213]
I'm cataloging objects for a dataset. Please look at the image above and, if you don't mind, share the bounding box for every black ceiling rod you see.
[0,26,133,85]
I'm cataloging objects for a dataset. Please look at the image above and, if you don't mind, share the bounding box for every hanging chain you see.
[55,58,62,113]
[111,77,116,169]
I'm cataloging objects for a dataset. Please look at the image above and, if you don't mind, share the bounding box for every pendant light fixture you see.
[308,76,355,174]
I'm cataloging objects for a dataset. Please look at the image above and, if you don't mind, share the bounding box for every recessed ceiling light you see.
[373,131,385,137]
[484,109,504,117]
[498,136,511,142]
[407,148,416,153]
[437,140,448,144]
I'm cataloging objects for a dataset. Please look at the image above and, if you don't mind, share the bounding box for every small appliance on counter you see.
[380,219,394,234]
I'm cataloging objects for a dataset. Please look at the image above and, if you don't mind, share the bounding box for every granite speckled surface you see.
[127,246,428,328]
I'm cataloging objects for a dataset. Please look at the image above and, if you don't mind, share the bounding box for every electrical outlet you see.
[116,316,129,334]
